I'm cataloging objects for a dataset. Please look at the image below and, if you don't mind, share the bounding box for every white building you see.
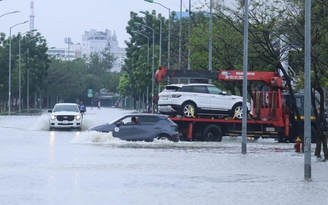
[81,29,126,72]
[47,42,82,61]
[47,30,126,71]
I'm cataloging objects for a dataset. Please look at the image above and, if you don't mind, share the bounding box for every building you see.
[47,30,126,72]
[47,42,82,61]
[81,29,126,72]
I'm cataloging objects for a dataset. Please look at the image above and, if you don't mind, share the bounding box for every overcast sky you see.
[0,0,201,48]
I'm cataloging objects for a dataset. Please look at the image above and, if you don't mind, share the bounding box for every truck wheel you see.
[231,103,243,120]
[180,102,197,118]
[311,126,318,143]
[202,125,222,142]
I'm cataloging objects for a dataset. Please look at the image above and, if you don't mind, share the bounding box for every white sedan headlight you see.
[75,115,81,120]
[50,115,56,120]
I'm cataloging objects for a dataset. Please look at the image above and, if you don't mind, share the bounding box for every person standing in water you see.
[78,101,86,118]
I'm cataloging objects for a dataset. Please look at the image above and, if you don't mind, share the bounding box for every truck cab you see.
[282,92,328,142]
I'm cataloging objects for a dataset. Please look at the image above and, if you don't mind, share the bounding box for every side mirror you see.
[48,109,52,113]
[222,91,227,95]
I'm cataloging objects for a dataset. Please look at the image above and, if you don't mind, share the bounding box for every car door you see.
[190,85,211,110]
[137,116,162,141]
[113,116,139,140]
[208,85,230,111]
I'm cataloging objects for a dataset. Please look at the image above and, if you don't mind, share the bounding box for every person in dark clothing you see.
[78,101,86,115]
[97,101,101,109]
[131,117,137,124]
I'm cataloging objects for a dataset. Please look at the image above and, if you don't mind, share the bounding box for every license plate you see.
[162,96,168,100]
[266,127,275,132]
[63,120,68,124]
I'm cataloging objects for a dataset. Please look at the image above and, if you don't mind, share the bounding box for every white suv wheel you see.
[182,103,196,118]
[232,103,243,119]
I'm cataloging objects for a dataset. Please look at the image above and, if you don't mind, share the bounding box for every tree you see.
[122,11,165,108]
[285,0,328,159]
[44,49,119,107]
[0,31,49,111]
[208,0,327,159]
[45,59,85,103]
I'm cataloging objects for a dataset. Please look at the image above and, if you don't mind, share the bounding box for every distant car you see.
[88,113,180,142]
[48,103,83,131]
[158,83,250,119]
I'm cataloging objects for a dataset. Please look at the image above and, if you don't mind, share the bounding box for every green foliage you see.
[3,0,328,112]
[102,71,121,93]
[120,0,328,100]
[85,49,116,76]
[0,30,121,108]
[117,72,131,97]
[122,10,164,99]
[45,59,85,100]
[0,31,49,102]
[44,50,120,104]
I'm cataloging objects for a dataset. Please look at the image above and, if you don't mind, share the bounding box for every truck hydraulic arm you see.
[155,66,285,88]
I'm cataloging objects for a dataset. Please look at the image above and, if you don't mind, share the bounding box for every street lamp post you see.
[158,18,162,97]
[208,0,213,84]
[140,10,163,100]
[0,11,19,18]
[132,30,150,64]
[158,18,162,67]
[188,0,191,83]
[27,48,30,113]
[27,36,44,110]
[8,20,28,115]
[134,22,155,113]
[178,0,182,83]
[19,34,22,113]
[26,35,40,113]
[138,11,150,59]
[19,29,37,114]
[144,0,170,69]
[132,30,150,111]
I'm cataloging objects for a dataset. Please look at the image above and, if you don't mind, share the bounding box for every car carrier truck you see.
[154,66,328,143]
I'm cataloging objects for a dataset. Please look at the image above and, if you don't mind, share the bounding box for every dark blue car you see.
[88,113,180,142]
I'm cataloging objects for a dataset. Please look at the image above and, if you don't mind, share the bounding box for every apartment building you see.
[47,30,126,72]
[47,43,81,61]
[81,29,126,72]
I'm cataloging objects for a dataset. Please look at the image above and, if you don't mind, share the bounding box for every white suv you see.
[48,103,82,130]
[158,83,250,119]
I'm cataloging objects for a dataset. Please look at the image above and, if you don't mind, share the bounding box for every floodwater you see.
[0,107,327,205]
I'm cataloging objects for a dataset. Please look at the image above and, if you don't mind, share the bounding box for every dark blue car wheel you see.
[156,134,172,141]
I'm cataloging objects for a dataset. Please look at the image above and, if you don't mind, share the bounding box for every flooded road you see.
[0,108,327,205]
